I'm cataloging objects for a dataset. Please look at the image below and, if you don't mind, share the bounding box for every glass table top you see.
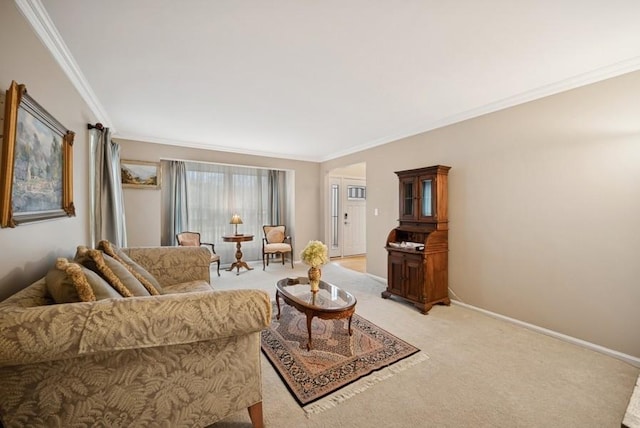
[276,277,356,311]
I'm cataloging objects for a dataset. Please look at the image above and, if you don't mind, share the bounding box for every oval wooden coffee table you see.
[275,277,357,350]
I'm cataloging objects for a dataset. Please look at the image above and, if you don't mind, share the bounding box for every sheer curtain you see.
[185,162,270,263]
[89,127,127,248]
[160,160,189,246]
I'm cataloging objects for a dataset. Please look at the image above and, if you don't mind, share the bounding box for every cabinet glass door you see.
[402,181,414,216]
[421,179,432,217]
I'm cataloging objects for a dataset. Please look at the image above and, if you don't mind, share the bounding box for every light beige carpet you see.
[211,261,639,428]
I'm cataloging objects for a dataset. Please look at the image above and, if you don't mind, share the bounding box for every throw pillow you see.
[76,246,151,297]
[46,258,122,303]
[266,226,285,244]
[97,240,161,295]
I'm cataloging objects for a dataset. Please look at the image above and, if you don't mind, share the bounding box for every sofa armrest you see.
[0,286,90,366]
[79,289,271,354]
[121,246,211,287]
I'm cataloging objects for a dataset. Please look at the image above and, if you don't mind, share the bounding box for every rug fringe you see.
[303,352,430,417]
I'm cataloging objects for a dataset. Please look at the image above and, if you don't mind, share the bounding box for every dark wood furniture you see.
[222,234,254,275]
[276,277,357,350]
[382,165,451,314]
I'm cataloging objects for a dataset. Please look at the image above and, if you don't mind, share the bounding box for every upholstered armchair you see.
[262,225,294,270]
[177,231,221,276]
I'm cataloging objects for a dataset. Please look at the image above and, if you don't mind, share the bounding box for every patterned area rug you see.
[261,302,427,413]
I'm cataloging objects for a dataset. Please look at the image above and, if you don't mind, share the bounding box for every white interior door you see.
[327,173,366,258]
[342,179,366,256]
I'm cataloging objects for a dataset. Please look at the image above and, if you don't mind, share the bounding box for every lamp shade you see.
[230,214,243,235]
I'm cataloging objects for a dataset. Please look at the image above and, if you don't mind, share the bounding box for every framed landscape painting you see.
[0,81,75,228]
[121,160,160,189]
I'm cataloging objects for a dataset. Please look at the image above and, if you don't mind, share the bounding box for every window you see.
[347,185,366,200]
[184,162,273,262]
[331,184,339,249]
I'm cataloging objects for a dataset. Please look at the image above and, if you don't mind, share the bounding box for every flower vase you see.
[308,266,321,292]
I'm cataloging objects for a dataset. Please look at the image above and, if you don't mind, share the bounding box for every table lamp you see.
[230,214,243,235]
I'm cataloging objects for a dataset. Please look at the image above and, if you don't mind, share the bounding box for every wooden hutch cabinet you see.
[382,165,451,314]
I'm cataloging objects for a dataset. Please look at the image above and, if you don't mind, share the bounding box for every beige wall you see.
[0,2,94,301]
[115,138,321,257]
[329,162,366,178]
[322,71,640,358]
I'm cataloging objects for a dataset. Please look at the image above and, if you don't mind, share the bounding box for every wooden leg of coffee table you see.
[306,313,313,351]
[275,291,282,320]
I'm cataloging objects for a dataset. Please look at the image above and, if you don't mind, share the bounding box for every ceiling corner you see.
[15,0,114,130]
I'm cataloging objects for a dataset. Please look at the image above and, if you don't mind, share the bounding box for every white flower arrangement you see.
[300,240,328,268]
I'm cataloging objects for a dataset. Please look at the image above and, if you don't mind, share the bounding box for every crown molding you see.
[114,133,321,163]
[321,56,640,162]
[15,0,114,130]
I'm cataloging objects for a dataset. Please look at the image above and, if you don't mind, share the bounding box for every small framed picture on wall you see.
[120,160,160,189]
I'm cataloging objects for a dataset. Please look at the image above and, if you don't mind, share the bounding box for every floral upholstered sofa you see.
[0,243,271,428]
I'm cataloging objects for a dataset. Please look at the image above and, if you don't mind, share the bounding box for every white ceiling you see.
[22,0,640,161]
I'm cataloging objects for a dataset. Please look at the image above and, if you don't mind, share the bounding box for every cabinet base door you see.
[386,253,405,296]
[404,254,424,303]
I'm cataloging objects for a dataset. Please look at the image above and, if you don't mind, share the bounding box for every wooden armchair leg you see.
[216,260,220,276]
[248,401,264,428]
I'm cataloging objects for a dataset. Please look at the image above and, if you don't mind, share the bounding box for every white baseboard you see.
[366,273,387,284]
[451,299,640,368]
[362,272,639,367]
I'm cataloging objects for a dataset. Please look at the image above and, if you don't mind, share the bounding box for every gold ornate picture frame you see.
[0,81,75,228]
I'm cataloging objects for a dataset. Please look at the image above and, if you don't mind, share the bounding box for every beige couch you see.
[0,246,271,428]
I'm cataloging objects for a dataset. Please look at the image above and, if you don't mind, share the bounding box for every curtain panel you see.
[160,160,189,246]
[89,128,127,248]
